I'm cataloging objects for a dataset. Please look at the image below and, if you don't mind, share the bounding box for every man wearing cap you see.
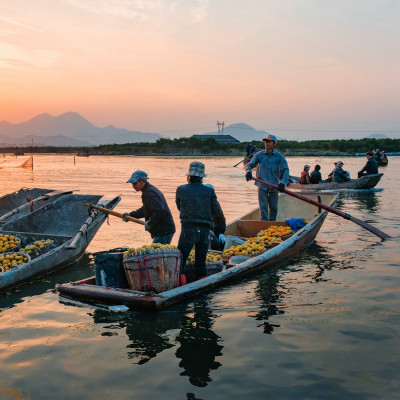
[358,152,378,178]
[333,161,350,182]
[300,165,311,184]
[245,134,289,221]
[176,161,225,284]
[123,170,175,244]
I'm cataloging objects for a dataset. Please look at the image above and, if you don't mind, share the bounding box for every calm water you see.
[0,154,399,400]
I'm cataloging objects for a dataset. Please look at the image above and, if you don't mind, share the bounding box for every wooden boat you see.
[288,173,383,191]
[376,157,388,166]
[57,191,338,311]
[0,193,120,293]
[0,188,73,226]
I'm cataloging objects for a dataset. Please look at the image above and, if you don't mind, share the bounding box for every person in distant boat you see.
[122,170,175,244]
[333,161,350,182]
[327,162,338,182]
[374,149,382,161]
[357,152,378,178]
[300,165,311,184]
[245,134,289,221]
[310,165,322,184]
[246,143,252,157]
[176,161,225,285]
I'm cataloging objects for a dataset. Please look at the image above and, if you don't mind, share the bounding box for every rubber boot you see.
[179,274,187,286]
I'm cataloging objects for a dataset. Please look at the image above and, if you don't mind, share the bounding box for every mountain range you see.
[0,112,161,147]
[200,123,284,142]
[0,112,390,147]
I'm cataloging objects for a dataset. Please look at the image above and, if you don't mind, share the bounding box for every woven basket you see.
[123,249,181,293]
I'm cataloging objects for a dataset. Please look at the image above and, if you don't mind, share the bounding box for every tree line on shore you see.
[3,137,399,156]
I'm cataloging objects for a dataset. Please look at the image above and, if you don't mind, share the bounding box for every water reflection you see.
[175,300,223,387]
[90,298,224,387]
[342,190,380,213]
[92,308,181,365]
[252,272,284,334]
[0,253,94,312]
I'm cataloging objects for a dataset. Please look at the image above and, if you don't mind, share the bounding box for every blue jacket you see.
[246,149,289,192]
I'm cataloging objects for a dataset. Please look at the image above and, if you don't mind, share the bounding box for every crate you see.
[123,249,181,293]
[94,248,130,288]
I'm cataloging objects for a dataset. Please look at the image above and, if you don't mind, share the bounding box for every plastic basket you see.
[223,235,246,251]
[123,249,181,293]
[94,247,130,288]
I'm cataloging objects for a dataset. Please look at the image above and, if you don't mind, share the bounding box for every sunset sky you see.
[1,0,399,140]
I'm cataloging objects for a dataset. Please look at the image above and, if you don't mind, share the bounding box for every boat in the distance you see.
[0,192,120,293]
[288,173,383,191]
[57,190,338,311]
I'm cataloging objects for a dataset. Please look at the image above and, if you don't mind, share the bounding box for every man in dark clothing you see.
[176,161,225,284]
[123,170,175,244]
[358,152,379,178]
[310,165,322,184]
[333,161,350,183]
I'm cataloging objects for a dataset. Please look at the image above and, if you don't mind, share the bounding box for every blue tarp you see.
[285,218,306,232]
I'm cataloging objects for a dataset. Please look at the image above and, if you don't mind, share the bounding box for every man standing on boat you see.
[176,161,225,284]
[123,170,175,244]
[245,134,289,221]
[357,152,378,178]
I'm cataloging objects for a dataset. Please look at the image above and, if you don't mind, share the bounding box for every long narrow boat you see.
[57,191,339,311]
[288,173,383,191]
[0,193,120,293]
[0,188,73,226]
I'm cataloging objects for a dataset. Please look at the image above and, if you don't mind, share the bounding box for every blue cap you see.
[263,134,277,144]
[127,170,148,183]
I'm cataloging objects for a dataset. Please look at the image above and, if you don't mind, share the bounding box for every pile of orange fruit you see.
[125,242,177,255]
[0,252,29,273]
[0,234,20,252]
[223,225,294,257]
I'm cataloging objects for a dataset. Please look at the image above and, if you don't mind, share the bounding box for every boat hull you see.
[288,173,383,191]
[0,193,120,293]
[57,192,339,311]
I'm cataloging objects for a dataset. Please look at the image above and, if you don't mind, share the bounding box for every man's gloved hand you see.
[277,183,285,192]
[218,234,226,244]
[246,171,252,181]
[144,221,150,231]
[122,213,130,222]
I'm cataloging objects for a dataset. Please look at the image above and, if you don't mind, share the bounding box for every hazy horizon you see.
[1,1,399,141]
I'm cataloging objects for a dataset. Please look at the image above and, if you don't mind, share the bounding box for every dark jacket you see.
[129,182,175,238]
[359,158,378,175]
[310,170,322,184]
[333,166,350,183]
[176,182,226,236]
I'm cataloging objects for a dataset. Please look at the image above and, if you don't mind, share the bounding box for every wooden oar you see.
[85,203,145,225]
[252,177,392,240]
[233,158,245,167]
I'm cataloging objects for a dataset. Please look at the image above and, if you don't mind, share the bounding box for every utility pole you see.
[217,121,225,135]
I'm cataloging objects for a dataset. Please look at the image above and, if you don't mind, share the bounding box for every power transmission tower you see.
[217,121,225,135]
